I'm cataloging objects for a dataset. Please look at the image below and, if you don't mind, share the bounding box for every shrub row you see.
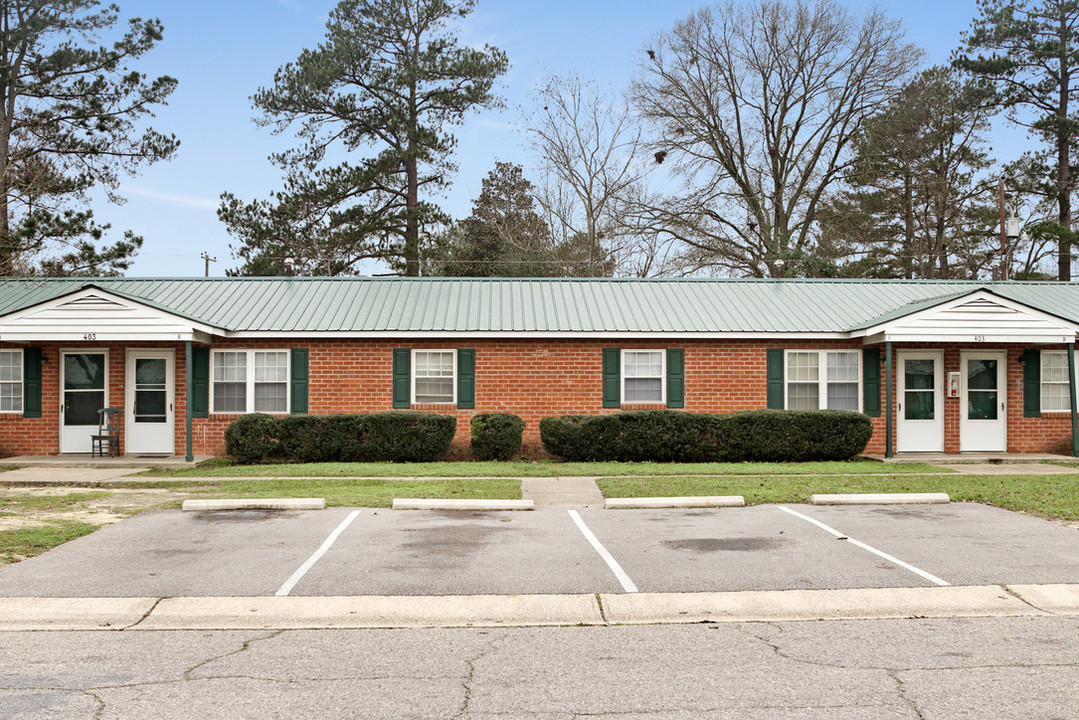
[224,411,457,464]
[539,410,872,462]
[470,413,525,461]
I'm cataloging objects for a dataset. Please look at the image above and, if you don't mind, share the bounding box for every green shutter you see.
[862,348,881,418]
[457,348,475,409]
[290,348,309,414]
[602,348,620,408]
[392,348,411,408]
[23,348,41,418]
[766,348,785,409]
[191,347,209,418]
[1023,348,1041,418]
[666,348,685,408]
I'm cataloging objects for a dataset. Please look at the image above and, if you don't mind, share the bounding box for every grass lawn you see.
[0,520,100,563]
[108,477,522,508]
[140,458,949,478]
[597,474,1079,521]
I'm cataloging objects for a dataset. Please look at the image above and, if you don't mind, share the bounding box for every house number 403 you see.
[83,333,96,341]
[973,335,986,342]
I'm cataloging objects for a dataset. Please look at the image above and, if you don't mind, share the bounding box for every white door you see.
[960,351,1006,452]
[896,351,944,452]
[126,350,175,455]
[60,351,108,453]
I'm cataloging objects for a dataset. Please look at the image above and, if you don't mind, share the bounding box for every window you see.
[212,350,289,413]
[1041,351,1071,412]
[786,350,859,411]
[623,350,664,404]
[0,350,22,413]
[413,350,455,404]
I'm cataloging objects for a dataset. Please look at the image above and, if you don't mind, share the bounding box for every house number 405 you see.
[83,333,96,341]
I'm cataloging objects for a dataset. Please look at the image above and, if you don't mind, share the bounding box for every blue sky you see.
[96,0,988,277]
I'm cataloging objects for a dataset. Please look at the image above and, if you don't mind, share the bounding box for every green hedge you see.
[225,411,457,464]
[470,413,525,460]
[539,409,871,462]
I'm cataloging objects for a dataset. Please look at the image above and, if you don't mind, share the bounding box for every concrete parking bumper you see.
[810,493,950,505]
[605,496,745,509]
[392,498,535,511]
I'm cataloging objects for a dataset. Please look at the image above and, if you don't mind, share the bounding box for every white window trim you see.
[0,348,23,414]
[784,349,862,412]
[411,349,457,405]
[210,349,290,415]
[1040,350,1077,414]
[622,349,666,405]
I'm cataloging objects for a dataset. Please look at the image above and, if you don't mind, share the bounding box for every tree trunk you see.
[1059,11,1073,281]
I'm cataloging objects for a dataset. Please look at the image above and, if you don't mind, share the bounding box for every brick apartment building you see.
[0,277,1076,460]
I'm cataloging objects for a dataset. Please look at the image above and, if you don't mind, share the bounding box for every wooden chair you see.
[91,408,122,458]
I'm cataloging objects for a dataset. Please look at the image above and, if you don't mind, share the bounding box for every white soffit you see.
[0,288,221,342]
[854,290,1079,344]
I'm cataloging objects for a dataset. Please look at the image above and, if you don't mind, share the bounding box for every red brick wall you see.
[0,338,1074,458]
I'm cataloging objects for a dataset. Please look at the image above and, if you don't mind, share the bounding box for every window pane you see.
[415,377,454,403]
[967,359,997,390]
[255,352,288,382]
[135,390,167,422]
[968,390,998,420]
[214,352,246,383]
[135,358,167,387]
[827,382,858,411]
[0,382,21,412]
[0,351,19,382]
[214,382,246,412]
[415,351,454,378]
[904,359,935,390]
[788,383,819,410]
[787,352,818,382]
[1043,353,1068,383]
[64,354,105,390]
[625,377,662,403]
[827,352,858,382]
[905,390,934,420]
[254,382,287,412]
[64,391,105,425]
[625,351,662,378]
[1043,383,1070,412]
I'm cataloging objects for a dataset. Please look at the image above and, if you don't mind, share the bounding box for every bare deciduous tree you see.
[522,74,663,276]
[630,0,920,277]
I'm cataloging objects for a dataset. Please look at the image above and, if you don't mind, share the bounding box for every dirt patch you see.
[0,486,189,532]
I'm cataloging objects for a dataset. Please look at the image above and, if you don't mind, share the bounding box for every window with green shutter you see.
[1023,348,1041,417]
[766,348,784,409]
[190,347,209,418]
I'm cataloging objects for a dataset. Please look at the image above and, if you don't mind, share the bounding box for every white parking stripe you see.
[276,510,361,597]
[778,506,950,587]
[568,510,638,593]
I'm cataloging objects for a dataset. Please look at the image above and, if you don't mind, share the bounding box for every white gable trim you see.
[0,287,222,342]
[851,290,1079,344]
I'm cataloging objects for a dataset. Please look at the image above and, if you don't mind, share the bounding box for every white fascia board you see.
[221,330,855,340]
[850,289,1079,340]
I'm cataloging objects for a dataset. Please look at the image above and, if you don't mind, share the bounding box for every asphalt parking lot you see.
[1,502,1078,598]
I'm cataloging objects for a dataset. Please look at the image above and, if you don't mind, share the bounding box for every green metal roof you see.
[2,277,1079,334]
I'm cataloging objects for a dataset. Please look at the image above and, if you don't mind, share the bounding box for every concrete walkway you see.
[520,476,604,507]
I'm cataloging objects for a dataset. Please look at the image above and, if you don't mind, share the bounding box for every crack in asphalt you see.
[888,669,927,720]
[452,638,500,719]
[182,630,282,681]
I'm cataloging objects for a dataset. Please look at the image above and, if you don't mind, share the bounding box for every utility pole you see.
[999,178,1007,281]
[200,252,217,278]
